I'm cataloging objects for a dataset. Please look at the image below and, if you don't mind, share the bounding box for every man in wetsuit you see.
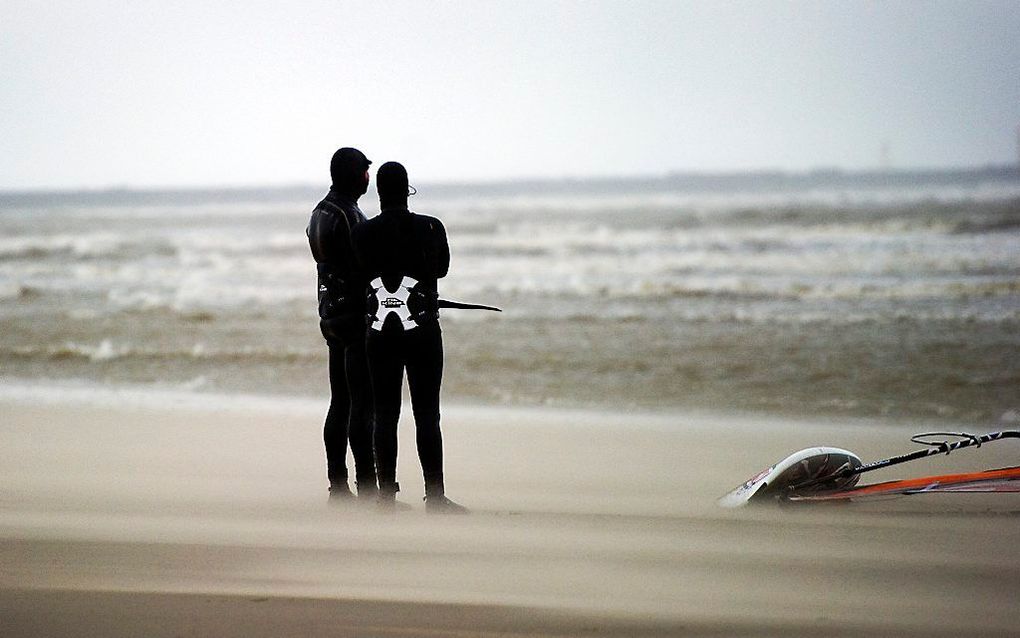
[351,161,466,513]
[307,147,376,502]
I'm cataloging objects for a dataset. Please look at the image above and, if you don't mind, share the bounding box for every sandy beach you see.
[2,389,1019,637]
[4,1,1020,634]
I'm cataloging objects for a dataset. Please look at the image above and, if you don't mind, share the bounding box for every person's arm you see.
[309,201,352,269]
[350,224,368,276]
[431,218,450,279]
[337,216,361,282]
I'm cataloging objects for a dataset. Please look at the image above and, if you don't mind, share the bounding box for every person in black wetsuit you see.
[351,161,467,514]
[307,147,376,502]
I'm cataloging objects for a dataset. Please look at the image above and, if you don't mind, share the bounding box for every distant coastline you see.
[2,164,1018,208]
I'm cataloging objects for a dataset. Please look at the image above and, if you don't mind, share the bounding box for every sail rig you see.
[719,430,1020,507]
[787,466,1020,502]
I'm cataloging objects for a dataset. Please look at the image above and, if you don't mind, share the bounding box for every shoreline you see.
[0,374,993,432]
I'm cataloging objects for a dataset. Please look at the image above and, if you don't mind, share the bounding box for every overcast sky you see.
[3,1,1019,189]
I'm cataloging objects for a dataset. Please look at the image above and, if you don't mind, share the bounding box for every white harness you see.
[368,276,420,331]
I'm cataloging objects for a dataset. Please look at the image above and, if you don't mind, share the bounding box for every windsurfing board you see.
[718,447,862,508]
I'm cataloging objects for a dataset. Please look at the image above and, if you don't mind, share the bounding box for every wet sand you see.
[2,393,1019,637]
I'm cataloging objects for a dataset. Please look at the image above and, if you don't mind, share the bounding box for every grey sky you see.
[3,1,1019,189]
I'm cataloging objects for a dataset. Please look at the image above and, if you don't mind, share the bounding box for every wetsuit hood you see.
[330,147,371,198]
[377,161,409,210]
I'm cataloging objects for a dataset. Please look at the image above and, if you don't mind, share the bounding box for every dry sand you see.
[1,390,1019,637]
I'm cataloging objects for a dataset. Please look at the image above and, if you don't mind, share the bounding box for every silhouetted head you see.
[377,161,412,210]
[330,147,371,198]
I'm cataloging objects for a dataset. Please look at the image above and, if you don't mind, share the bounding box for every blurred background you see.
[2,1,1019,422]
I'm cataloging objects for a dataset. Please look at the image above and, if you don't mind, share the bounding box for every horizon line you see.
[2,162,1018,196]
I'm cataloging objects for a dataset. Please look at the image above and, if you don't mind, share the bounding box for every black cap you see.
[333,147,370,169]
[330,147,370,184]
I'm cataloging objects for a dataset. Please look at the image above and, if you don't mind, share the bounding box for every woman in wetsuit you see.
[351,161,466,514]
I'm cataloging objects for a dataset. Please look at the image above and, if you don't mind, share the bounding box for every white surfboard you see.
[718,447,863,508]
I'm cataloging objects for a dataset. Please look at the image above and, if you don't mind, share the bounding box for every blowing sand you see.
[1,390,1019,637]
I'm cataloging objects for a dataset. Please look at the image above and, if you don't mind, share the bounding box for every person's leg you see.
[405,325,444,482]
[324,342,352,499]
[406,325,465,513]
[345,335,377,498]
[367,331,404,503]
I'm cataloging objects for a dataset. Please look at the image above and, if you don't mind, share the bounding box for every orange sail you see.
[789,466,1020,501]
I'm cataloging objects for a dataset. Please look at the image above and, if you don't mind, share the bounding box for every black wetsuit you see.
[307,189,374,489]
[351,207,450,496]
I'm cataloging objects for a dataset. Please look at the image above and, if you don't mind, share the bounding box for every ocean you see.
[2,169,1019,423]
